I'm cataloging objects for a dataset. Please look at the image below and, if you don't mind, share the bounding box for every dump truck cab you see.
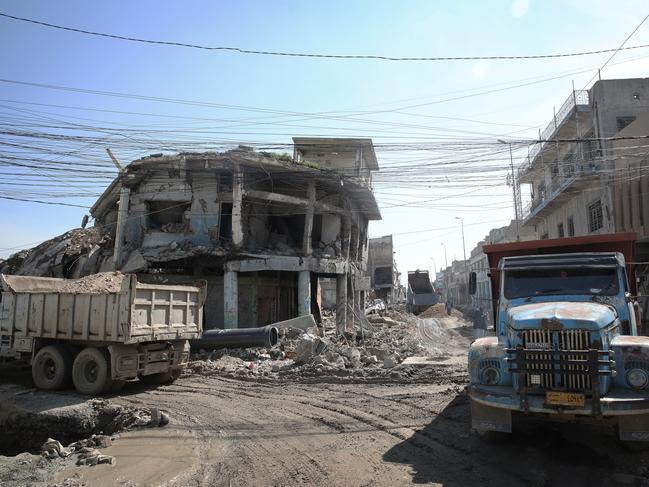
[468,233,649,444]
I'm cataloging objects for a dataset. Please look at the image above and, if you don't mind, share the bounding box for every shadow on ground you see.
[383,393,649,487]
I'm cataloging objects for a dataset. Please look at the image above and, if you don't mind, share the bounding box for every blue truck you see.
[467,233,649,446]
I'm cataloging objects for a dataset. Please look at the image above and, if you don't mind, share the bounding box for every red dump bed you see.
[482,233,637,319]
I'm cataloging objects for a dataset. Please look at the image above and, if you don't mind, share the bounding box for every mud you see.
[4,316,649,486]
[0,386,163,456]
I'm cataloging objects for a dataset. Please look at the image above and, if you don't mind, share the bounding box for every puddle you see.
[56,427,201,486]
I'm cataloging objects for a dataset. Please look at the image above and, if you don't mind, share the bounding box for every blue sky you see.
[1,0,649,280]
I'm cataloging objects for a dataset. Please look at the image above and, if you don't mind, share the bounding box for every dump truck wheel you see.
[139,369,181,385]
[72,347,112,395]
[32,345,72,390]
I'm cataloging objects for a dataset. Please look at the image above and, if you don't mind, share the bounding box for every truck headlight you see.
[626,368,649,389]
[480,364,501,385]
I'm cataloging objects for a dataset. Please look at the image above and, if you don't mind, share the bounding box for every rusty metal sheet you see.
[507,301,616,330]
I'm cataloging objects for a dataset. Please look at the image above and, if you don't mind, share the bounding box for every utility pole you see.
[107,148,129,271]
[441,242,448,301]
[455,216,468,304]
[499,139,522,241]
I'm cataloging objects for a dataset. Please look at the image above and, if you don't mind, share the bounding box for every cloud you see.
[511,0,530,18]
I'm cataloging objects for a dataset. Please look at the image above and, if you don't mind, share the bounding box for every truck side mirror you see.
[469,271,477,295]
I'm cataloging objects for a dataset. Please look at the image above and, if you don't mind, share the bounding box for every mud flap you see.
[471,399,512,433]
[618,414,649,442]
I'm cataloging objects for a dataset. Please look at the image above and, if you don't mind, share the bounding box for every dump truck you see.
[0,273,204,395]
[406,270,438,315]
[467,232,649,446]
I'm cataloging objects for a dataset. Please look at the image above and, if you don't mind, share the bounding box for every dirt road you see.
[3,317,649,486]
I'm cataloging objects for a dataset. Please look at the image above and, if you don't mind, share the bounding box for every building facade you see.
[367,235,401,304]
[518,78,649,239]
[89,139,381,331]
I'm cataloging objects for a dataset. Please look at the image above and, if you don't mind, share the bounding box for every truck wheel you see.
[72,347,112,395]
[139,369,181,385]
[32,345,72,390]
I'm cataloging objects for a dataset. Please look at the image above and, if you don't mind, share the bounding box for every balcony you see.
[518,90,591,182]
[522,160,602,223]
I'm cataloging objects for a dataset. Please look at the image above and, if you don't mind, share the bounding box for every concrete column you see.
[298,271,311,316]
[251,272,258,326]
[336,273,347,336]
[350,225,359,261]
[232,164,244,248]
[354,289,361,328]
[346,276,355,332]
[341,215,351,261]
[224,271,238,329]
[113,185,130,270]
[303,181,316,256]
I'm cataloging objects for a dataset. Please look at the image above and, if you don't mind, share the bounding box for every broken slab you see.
[272,314,316,331]
[120,250,148,273]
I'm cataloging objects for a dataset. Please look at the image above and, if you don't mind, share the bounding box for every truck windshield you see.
[504,267,618,299]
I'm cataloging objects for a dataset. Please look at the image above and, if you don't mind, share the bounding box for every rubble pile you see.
[0,227,112,278]
[186,308,452,383]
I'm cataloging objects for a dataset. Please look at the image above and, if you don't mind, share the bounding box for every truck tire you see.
[72,347,112,395]
[139,368,181,385]
[32,345,72,390]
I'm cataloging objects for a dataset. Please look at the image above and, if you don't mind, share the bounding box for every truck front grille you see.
[521,329,592,391]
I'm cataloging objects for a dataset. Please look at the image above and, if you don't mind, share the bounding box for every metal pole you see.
[455,217,468,304]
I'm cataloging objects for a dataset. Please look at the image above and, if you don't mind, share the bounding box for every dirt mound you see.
[58,272,126,294]
[418,303,462,319]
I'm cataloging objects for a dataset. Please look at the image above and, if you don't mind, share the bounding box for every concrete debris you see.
[186,306,461,382]
[0,227,112,278]
[382,353,401,369]
[41,439,73,459]
[295,333,329,364]
[41,434,116,468]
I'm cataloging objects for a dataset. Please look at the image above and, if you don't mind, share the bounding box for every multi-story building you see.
[367,235,401,304]
[612,112,649,239]
[86,138,381,331]
[518,78,649,239]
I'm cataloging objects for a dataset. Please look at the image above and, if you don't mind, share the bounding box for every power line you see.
[582,13,649,88]
[3,11,649,62]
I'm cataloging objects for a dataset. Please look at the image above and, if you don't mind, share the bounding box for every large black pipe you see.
[191,325,279,350]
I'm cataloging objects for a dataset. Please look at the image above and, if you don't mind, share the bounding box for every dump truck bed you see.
[0,273,204,349]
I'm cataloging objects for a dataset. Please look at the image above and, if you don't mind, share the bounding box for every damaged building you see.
[3,138,381,332]
[367,235,402,304]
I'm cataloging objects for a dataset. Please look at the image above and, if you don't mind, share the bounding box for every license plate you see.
[545,391,585,407]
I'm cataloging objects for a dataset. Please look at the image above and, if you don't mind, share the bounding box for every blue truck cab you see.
[468,233,649,444]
